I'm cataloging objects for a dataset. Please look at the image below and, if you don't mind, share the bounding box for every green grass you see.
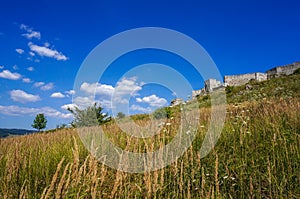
[0,74,299,198]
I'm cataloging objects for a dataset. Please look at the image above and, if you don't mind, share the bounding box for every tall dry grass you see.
[0,98,299,198]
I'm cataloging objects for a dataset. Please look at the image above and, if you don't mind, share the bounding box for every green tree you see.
[32,113,47,131]
[68,103,111,127]
[116,112,125,119]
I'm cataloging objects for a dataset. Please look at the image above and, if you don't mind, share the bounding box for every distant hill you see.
[0,128,37,138]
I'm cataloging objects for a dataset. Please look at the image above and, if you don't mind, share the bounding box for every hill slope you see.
[0,73,299,198]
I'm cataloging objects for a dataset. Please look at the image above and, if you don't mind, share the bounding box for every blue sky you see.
[0,0,299,129]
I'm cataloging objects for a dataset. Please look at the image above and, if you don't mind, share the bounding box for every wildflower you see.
[158,122,165,127]
[166,123,171,126]
[230,177,235,180]
[223,176,228,179]
[200,125,205,128]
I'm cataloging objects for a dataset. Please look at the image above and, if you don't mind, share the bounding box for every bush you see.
[68,103,111,127]
[293,68,300,75]
[153,107,172,119]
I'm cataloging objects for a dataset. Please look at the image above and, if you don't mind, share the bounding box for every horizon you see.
[0,0,300,129]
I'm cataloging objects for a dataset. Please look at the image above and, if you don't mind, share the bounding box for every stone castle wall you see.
[266,62,300,79]
[224,72,267,87]
[191,61,299,100]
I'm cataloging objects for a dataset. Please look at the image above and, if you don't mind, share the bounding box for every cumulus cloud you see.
[79,78,142,104]
[27,66,34,71]
[34,82,54,91]
[61,103,77,110]
[114,77,142,96]
[41,82,54,91]
[0,70,21,80]
[0,105,73,119]
[136,94,167,107]
[10,90,41,103]
[130,104,152,113]
[73,96,95,108]
[71,96,112,110]
[16,48,24,54]
[28,42,68,61]
[50,92,65,98]
[29,52,35,57]
[65,90,75,95]
[20,24,41,40]
[22,78,31,83]
[113,77,143,104]
[80,82,114,96]
[0,66,4,69]
[34,82,45,87]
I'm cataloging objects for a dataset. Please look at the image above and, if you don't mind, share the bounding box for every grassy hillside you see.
[0,74,299,198]
[195,73,300,106]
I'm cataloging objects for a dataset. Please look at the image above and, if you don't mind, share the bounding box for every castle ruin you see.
[224,72,267,87]
[191,61,299,99]
[266,62,300,79]
[192,78,223,98]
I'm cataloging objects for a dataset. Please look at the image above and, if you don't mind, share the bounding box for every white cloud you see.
[27,66,34,71]
[65,90,75,95]
[72,96,111,110]
[61,103,77,110]
[0,70,21,80]
[28,42,68,61]
[136,98,143,102]
[29,52,35,56]
[23,32,41,40]
[73,96,95,108]
[0,105,73,119]
[77,77,144,109]
[113,77,143,104]
[130,104,152,113]
[41,82,54,91]
[136,94,167,107]
[10,90,41,103]
[34,82,45,87]
[0,66,4,69]
[34,82,54,91]
[22,78,31,83]
[20,24,41,40]
[50,92,65,98]
[80,82,114,96]
[16,48,24,54]
[114,77,142,96]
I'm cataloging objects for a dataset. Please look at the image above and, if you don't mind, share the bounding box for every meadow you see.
[0,75,299,198]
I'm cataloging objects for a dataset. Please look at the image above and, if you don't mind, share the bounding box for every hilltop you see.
[0,72,299,198]
[194,72,300,107]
